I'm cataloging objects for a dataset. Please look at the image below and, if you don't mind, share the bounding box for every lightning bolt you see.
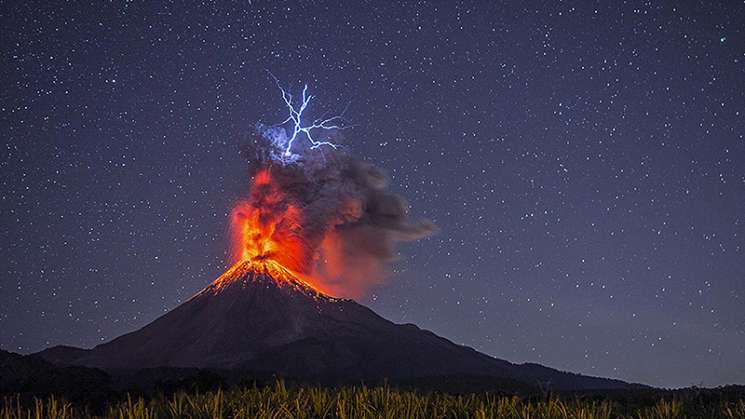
[268,72,346,159]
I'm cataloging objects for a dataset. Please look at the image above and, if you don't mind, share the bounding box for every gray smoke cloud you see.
[239,134,436,298]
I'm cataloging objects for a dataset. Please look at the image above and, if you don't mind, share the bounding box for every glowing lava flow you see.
[210,258,322,296]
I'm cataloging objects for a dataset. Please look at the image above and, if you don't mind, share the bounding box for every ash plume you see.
[234,133,436,298]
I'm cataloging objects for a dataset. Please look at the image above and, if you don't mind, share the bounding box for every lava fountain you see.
[226,167,326,293]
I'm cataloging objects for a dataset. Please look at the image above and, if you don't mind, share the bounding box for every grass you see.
[2,380,745,419]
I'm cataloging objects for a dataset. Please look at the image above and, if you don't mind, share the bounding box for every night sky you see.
[2,1,744,388]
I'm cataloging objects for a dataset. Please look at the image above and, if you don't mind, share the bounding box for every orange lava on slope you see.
[210,258,322,296]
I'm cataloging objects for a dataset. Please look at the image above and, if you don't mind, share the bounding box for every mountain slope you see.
[36,261,638,391]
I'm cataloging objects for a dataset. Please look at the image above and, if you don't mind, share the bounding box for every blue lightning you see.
[262,72,346,162]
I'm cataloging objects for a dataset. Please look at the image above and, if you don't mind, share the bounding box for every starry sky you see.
[2,1,744,388]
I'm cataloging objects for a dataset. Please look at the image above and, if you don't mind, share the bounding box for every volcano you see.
[37,260,636,391]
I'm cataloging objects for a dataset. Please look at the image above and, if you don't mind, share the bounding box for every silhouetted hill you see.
[0,349,110,401]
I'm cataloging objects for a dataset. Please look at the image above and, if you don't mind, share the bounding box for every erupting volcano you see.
[35,79,638,392]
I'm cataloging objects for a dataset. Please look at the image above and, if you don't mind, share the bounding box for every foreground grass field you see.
[3,381,745,419]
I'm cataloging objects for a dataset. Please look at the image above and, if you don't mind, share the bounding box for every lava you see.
[229,167,329,294]
[210,258,322,297]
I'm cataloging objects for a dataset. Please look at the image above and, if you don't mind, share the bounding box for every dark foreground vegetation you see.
[3,347,744,418]
[2,380,745,419]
